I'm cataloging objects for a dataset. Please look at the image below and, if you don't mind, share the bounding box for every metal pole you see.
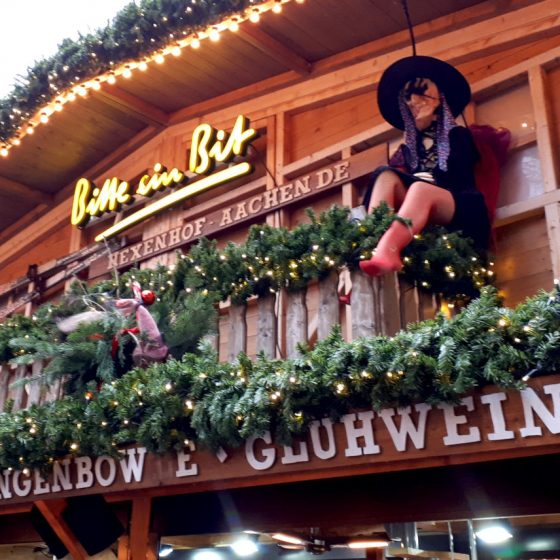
[467,520,478,560]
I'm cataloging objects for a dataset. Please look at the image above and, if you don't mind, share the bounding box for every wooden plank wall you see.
[0,4,559,360]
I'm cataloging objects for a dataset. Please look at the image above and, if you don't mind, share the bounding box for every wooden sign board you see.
[88,146,383,278]
[1,376,560,506]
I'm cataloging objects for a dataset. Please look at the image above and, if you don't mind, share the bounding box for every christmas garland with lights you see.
[4,266,216,395]
[0,0,289,148]
[0,284,559,472]
[171,204,494,305]
[0,204,492,366]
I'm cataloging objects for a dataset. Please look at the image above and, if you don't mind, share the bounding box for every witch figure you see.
[360,55,492,277]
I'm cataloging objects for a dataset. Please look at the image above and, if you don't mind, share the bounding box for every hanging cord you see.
[448,521,455,560]
[400,0,417,56]
[246,144,280,190]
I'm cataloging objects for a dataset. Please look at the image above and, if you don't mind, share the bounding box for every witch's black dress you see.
[362,124,490,249]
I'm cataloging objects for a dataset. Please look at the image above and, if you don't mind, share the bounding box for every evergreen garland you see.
[172,204,493,305]
[0,205,491,369]
[0,284,559,471]
[7,266,217,396]
[0,0,272,144]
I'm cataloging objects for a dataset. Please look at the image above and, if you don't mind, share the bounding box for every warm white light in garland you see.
[1,0,303,156]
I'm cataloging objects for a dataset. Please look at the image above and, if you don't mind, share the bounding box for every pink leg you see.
[396,181,455,233]
[360,181,455,276]
[368,170,407,212]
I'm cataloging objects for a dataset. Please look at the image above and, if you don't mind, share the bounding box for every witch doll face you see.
[402,77,440,130]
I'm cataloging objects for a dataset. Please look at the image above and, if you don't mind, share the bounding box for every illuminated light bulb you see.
[155,53,165,64]
[123,66,132,78]
[70,443,79,451]
[229,19,240,32]
[348,540,390,549]
[249,8,260,23]
[91,80,101,90]
[231,537,258,556]
[0,147,8,157]
[272,534,306,546]
[40,113,49,124]
[12,137,21,146]
[26,125,34,134]
[138,61,148,71]
[191,37,201,48]
[67,91,77,102]
[295,0,305,3]
[54,101,63,112]
[171,45,181,56]
[77,86,87,96]
[273,1,282,13]
[209,27,220,41]
[107,73,116,85]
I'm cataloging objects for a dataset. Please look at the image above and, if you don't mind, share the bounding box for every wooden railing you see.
[0,361,63,413]
[220,269,439,361]
[0,270,438,413]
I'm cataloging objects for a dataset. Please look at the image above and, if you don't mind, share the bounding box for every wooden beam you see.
[169,0,560,128]
[473,44,560,99]
[494,188,560,226]
[0,175,52,205]
[34,500,88,560]
[129,497,152,560]
[95,85,169,127]
[0,125,163,269]
[529,66,559,193]
[238,26,311,75]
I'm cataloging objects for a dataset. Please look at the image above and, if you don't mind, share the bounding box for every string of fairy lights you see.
[0,0,305,156]
[3,282,560,470]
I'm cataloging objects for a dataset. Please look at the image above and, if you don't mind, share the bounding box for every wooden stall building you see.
[1,0,560,558]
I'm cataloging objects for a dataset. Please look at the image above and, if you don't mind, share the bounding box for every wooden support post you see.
[130,497,152,560]
[350,270,376,339]
[227,303,247,361]
[418,290,439,322]
[118,535,130,560]
[318,271,340,340]
[378,272,401,336]
[545,203,560,279]
[285,289,308,358]
[256,294,277,358]
[35,500,88,560]
[65,227,85,292]
[202,311,220,353]
[26,360,43,406]
[529,66,559,193]
[0,365,9,412]
[11,365,27,412]
[399,279,421,329]
[147,533,158,560]
[529,65,560,279]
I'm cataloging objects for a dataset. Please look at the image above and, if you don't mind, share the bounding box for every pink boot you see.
[360,221,413,277]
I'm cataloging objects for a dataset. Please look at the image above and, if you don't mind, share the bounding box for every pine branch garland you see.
[1,284,558,472]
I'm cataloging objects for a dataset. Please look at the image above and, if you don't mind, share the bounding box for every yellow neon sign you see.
[94,163,252,242]
[71,115,257,237]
